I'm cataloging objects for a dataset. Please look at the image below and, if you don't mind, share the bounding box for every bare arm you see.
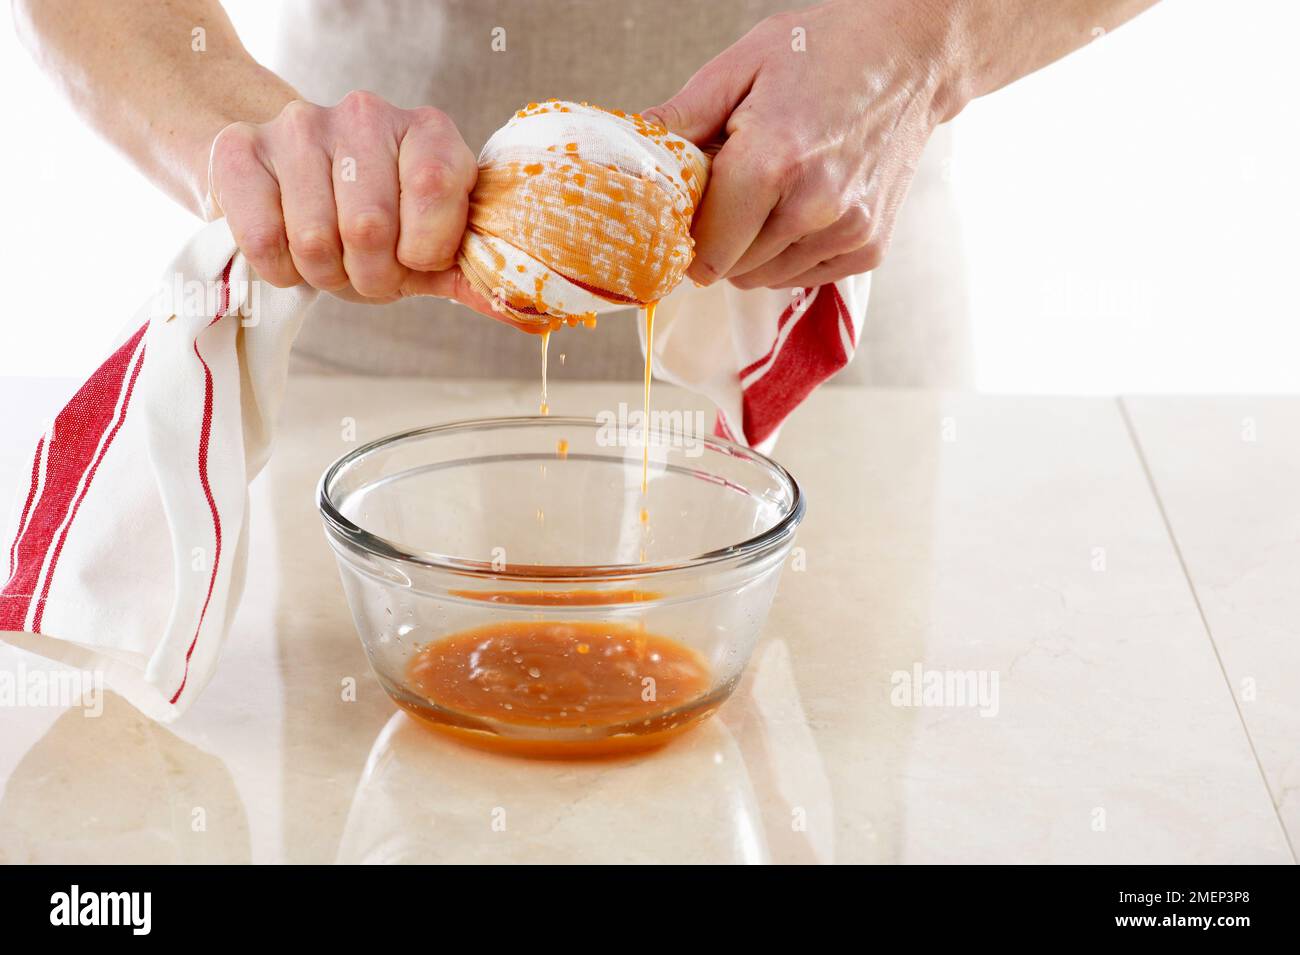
[14,0,297,216]
[646,0,1160,289]
[14,0,498,313]
[944,0,1159,111]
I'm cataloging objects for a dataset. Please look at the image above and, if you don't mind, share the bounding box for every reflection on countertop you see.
[1,377,1293,863]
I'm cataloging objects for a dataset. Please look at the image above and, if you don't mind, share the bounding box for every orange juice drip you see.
[402,620,715,757]
[539,329,552,415]
[641,302,656,495]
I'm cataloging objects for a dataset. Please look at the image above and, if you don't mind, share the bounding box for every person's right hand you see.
[207,91,494,310]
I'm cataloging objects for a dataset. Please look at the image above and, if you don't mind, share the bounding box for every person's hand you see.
[207,90,495,313]
[644,0,964,290]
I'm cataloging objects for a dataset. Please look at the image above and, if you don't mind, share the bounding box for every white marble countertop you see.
[0,376,1295,864]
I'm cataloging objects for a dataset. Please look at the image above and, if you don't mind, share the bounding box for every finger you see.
[211,123,302,288]
[729,209,872,289]
[686,129,782,284]
[273,106,348,291]
[395,108,477,272]
[400,267,504,321]
[642,36,758,145]
[331,92,405,299]
[782,243,885,289]
[724,197,843,279]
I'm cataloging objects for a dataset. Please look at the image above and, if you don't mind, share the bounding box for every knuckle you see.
[289,226,339,263]
[275,99,323,134]
[211,123,259,171]
[787,201,836,237]
[337,89,386,119]
[404,159,457,203]
[725,137,798,192]
[841,207,874,247]
[408,105,452,131]
[398,239,457,272]
[239,227,285,263]
[857,241,885,272]
[340,210,397,252]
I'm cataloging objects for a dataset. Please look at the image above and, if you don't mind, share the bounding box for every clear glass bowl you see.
[317,416,804,758]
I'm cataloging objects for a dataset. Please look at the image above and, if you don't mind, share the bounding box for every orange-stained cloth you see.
[458,101,709,327]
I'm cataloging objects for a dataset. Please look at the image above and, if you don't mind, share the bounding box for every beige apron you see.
[270,0,970,386]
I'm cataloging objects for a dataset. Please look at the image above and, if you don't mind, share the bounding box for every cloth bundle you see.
[0,103,867,721]
[458,101,708,326]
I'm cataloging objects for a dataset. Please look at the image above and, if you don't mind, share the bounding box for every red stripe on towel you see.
[713,409,736,442]
[170,260,232,704]
[738,288,813,382]
[739,283,850,448]
[0,323,149,632]
[7,436,44,581]
[31,340,147,632]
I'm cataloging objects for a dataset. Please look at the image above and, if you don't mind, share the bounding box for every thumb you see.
[643,51,757,146]
[401,267,491,312]
[400,266,539,330]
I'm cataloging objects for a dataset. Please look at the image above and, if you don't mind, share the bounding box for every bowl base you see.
[380,677,736,761]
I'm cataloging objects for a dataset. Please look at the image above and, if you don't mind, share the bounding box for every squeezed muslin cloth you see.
[0,103,867,720]
[459,101,708,324]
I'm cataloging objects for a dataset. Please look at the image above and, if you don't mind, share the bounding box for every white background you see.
[2,0,1297,392]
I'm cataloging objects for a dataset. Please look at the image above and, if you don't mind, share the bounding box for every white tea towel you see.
[1,220,315,721]
[654,276,868,453]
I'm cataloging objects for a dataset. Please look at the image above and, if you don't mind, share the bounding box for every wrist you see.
[181,60,298,218]
[904,0,981,124]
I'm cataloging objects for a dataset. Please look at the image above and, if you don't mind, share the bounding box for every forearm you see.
[14,0,298,216]
[918,0,1160,119]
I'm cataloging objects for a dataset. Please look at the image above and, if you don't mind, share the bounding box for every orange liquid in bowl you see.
[396,302,682,757]
[397,615,719,759]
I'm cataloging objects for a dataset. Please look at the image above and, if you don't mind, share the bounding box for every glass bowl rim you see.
[316,415,806,581]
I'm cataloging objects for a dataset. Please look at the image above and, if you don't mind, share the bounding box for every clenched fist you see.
[645,0,962,291]
[207,90,491,309]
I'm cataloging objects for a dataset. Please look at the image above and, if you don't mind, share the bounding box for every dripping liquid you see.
[641,302,655,495]
[387,302,726,759]
[539,328,551,416]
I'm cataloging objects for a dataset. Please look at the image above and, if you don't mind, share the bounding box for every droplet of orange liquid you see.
[539,329,552,415]
[641,302,656,495]
[556,438,569,459]
[639,508,649,524]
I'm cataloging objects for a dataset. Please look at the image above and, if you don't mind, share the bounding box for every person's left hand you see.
[644,0,965,290]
